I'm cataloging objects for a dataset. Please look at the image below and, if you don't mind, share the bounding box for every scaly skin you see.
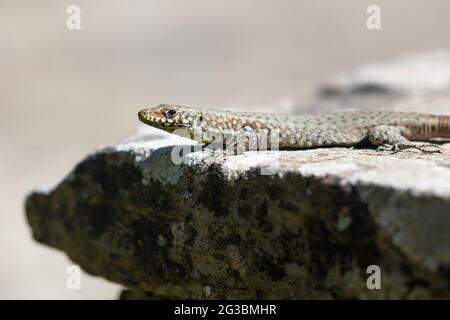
[138,104,450,152]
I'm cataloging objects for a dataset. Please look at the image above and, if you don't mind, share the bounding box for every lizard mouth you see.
[138,109,190,133]
[137,109,148,123]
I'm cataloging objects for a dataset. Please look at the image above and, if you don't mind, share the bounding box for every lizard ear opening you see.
[194,116,202,128]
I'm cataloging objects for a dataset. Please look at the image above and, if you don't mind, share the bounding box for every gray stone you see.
[26,124,450,299]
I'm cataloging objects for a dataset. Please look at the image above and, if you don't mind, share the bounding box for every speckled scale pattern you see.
[138,105,450,149]
[197,109,449,148]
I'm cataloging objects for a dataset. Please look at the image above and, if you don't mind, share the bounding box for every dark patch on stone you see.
[75,202,117,237]
[256,253,287,281]
[139,180,179,212]
[303,216,339,279]
[132,217,189,282]
[185,227,198,246]
[219,233,242,246]
[279,231,307,265]
[198,165,235,216]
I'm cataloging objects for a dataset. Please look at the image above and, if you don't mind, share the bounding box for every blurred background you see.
[1,0,450,299]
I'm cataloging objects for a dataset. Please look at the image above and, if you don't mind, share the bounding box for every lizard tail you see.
[405,114,450,139]
[437,115,450,138]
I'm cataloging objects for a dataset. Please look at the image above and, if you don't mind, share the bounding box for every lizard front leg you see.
[367,125,441,153]
[225,125,260,155]
[196,126,259,165]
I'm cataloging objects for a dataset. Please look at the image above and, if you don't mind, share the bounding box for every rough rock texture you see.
[25,52,450,299]
[26,126,450,299]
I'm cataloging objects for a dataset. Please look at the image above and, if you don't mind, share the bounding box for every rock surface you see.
[26,123,450,299]
[25,52,450,299]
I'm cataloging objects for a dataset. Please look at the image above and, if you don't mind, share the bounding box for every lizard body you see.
[138,104,450,152]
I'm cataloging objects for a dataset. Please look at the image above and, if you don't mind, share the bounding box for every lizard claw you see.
[200,148,228,167]
[377,144,399,153]
[377,143,442,154]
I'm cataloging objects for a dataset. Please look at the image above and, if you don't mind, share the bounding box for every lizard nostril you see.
[138,110,147,121]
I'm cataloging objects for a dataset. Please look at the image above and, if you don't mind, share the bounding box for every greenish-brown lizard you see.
[138,104,450,153]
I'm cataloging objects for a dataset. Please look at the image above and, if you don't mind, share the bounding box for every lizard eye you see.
[166,109,177,118]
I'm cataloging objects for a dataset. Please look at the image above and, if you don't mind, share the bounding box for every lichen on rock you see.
[25,124,450,299]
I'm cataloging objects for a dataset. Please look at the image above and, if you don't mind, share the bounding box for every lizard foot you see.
[377,144,400,153]
[377,143,441,154]
[200,148,229,167]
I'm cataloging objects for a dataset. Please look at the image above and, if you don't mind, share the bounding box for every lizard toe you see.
[376,144,395,153]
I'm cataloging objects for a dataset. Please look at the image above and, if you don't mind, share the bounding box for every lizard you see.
[138,104,450,154]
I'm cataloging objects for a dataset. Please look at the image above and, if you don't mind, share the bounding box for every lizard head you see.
[138,104,202,135]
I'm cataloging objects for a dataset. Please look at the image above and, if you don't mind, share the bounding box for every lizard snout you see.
[138,109,150,122]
